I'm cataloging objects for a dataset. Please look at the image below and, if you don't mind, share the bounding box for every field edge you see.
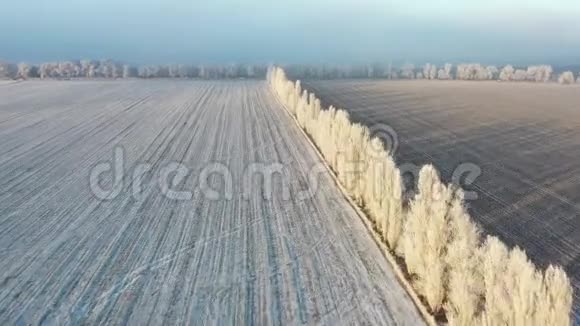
[266,84,438,326]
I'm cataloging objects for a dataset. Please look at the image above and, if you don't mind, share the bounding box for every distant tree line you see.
[0,60,268,80]
[1,59,579,84]
[283,63,580,85]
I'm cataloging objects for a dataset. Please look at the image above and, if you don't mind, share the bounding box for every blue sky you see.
[1,0,579,65]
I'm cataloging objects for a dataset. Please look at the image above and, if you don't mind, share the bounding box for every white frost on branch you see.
[17,63,31,79]
[499,65,515,81]
[456,64,491,80]
[512,69,528,81]
[485,66,499,80]
[423,63,437,80]
[437,63,453,80]
[400,63,415,79]
[527,65,553,82]
[558,71,575,84]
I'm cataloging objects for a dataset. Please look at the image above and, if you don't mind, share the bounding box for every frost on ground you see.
[0,80,424,325]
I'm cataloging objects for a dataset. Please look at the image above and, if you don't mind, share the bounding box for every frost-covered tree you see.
[246,65,255,78]
[168,64,179,78]
[139,65,162,78]
[400,63,415,79]
[456,64,491,80]
[122,64,133,78]
[558,71,575,84]
[539,265,573,325]
[38,62,57,79]
[16,63,31,79]
[101,63,111,78]
[480,236,573,326]
[111,63,121,78]
[456,64,469,80]
[176,64,189,78]
[198,65,207,79]
[87,64,96,78]
[485,66,499,80]
[56,61,74,78]
[445,190,483,325]
[437,63,453,80]
[80,60,91,77]
[137,66,147,78]
[0,62,17,79]
[499,65,515,81]
[401,165,453,313]
[366,65,375,78]
[423,63,437,80]
[423,63,431,79]
[512,69,528,81]
[542,66,554,82]
[444,63,453,79]
[122,64,130,78]
[429,65,438,80]
[475,65,490,80]
[38,63,47,79]
[527,65,553,82]
[140,66,154,78]
[480,236,510,324]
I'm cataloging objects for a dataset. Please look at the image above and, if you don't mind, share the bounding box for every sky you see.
[1,0,579,66]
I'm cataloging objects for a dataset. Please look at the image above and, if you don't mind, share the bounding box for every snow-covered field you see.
[0,80,22,87]
[0,80,424,325]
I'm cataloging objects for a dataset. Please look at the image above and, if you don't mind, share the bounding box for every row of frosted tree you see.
[284,63,580,84]
[268,66,573,325]
[2,59,578,84]
[0,60,268,80]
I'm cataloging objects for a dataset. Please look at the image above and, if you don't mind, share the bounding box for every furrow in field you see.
[305,79,580,311]
[0,80,424,325]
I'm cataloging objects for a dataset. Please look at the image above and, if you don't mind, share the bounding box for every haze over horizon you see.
[1,0,579,66]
